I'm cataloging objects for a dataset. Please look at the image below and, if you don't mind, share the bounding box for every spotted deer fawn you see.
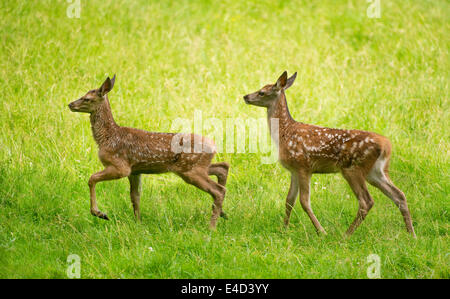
[244,71,416,237]
[68,75,229,229]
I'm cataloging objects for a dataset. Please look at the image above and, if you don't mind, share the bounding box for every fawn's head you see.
[68,75,116,113]
[243,71,297,107]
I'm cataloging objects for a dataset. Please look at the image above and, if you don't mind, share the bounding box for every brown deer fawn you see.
[244,71,416,237]
[68,75,229,229]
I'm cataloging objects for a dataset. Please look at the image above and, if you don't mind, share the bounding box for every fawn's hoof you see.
[99,213,109,220]
[220,211,228,220]
[209,219,218,230]
[91,210,109,220]
[212,205,227,219]
[318,229,327,236]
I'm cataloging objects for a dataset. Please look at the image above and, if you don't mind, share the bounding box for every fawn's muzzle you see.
[68,102,78,111]
[68,98,85,112]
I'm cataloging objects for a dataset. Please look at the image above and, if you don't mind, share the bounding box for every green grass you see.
[0,0,449,278]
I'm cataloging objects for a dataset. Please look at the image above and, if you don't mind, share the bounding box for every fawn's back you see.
[100,127,216,175]
[278,122,389,174]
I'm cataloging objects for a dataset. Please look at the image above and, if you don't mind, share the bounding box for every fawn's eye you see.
[258,91,265,96]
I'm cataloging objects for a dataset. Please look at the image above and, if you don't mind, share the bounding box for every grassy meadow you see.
[0,0,448,278]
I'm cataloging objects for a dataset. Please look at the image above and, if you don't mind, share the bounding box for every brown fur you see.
[244,71,416,237]
[69,76,229,228]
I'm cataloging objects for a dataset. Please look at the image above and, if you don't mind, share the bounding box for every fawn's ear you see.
[275,71,288,90]
[110,74,116,90]
[285,72,297,90]
[99,75,115,96]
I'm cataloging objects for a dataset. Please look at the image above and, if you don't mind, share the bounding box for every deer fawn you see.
[244,71,416,237]
[68,75,229,229]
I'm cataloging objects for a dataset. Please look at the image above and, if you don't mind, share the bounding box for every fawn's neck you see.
[90,96,118,146]
[267,91,295,142]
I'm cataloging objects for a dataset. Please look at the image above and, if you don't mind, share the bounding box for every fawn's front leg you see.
[284,172,299,227]
[88,165,131,220]
[128,174,142,221]
[298,171,327,234]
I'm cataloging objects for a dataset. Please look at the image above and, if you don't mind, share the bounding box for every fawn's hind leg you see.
[342,168,374,236]
[128,174,142,221]
[208,162,230,219]
[367,157,416,237]
[88,165,130,220]
[208,162,230,186]
[178,168,226,229]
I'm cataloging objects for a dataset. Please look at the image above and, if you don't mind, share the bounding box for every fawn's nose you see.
[243,95,249,101]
